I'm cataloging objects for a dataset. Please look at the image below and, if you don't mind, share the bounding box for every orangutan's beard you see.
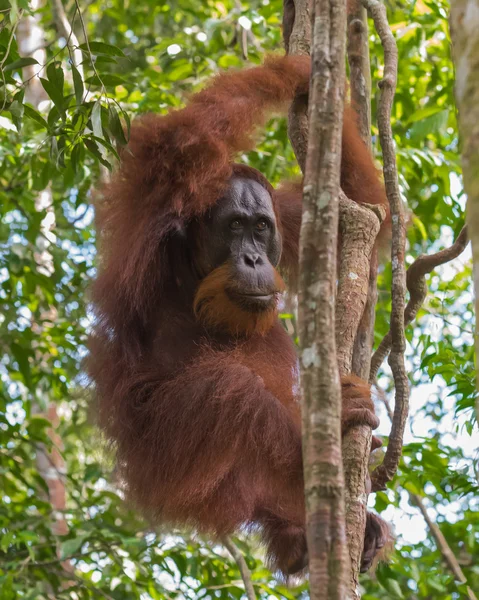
[193,263,285,337]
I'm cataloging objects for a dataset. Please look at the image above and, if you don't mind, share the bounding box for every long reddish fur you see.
[88,56,390,575]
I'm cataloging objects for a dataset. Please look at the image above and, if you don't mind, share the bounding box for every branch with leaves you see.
[222,537,257,600]
[378,394,477,600]
[412,494,478,600]
[370,226,469,382]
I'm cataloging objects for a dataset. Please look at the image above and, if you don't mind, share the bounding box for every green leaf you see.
[26,417,51,441]
[23,105,48,129]
[78,41,125,57]
[107,105,127,146]
[410,110,449,140]
[383,578,405,598]
[11,343,31,387]
[59,535,89,560]
[40,77,64,112]
[70,142,83,174]
[0,532,15,553]
[88,134,120,161]
[71,64,84,105]
[3,57,38,72]
[167,61,193,82]
[407,106,445,124]
[50,135,58,162]
[85,73,126,87]
[46,61,64,96]
[8,100,24,130]
[91,101,103,140]
[84,138,112,169]
[412,216,427,241]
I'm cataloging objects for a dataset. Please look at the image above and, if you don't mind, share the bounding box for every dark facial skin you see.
[191,177,282,311]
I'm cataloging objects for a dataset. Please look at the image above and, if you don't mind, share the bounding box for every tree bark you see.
[222,537,257,600]
[298,0,349,597]
[370,226,469,382]
[336,200,384,374]
[346,0,377,383]
[449,0,479,422]
[361,0,409,493]
[283,0,311,172]
[347,0,372,150]
[336,197,384,597]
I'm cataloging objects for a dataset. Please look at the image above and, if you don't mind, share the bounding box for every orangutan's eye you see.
[256,219,268,231]
[229,219,242,230]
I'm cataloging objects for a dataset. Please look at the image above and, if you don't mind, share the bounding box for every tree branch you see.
[336,195,385,596]
[379,396,477,600]
[283,0,311,172]
[347,0,377,383]
[361,0,408,493]
[222,536,256,600]
[347,0,372,149]
[411,495,478,600]
[370,226,469,381]
[298,0,349,595]
[50,0,83,77]
[336,198,386,374]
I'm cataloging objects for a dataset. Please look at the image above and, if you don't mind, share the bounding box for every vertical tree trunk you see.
[449,0,479,422]
[298,0,349,597]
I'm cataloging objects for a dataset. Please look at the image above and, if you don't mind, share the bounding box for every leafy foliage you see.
[0,0,477,598]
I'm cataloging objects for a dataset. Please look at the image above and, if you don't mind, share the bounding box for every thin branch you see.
[222,537,256,600]
[14,21,77,90]
[370,226,469,381]
[362,0,408,493]
[411,494,478,600]
[0,9,25,112]
[73,0,106,96]
[0,9,24,71]
[50,0,83,77]
[379,399,477,600]
[378,387,394,420]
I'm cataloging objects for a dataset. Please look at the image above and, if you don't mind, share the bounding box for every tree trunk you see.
[449,0,479,423]
[298,0,349,597]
